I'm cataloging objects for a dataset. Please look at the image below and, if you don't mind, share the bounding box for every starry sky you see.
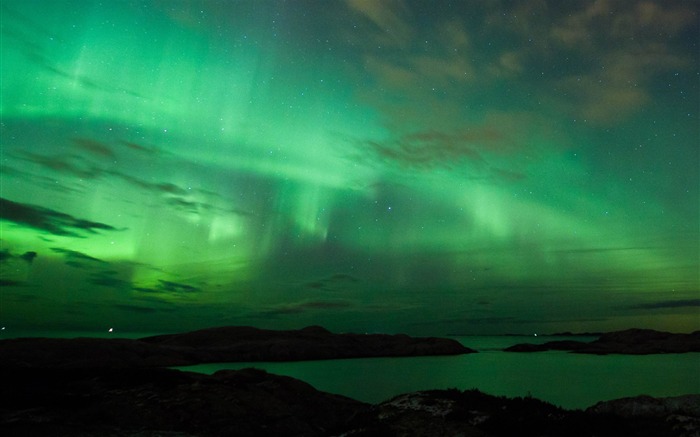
[1,0,698,336]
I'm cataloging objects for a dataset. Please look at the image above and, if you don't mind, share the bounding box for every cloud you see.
[118,140,160,156]
[51,247,106,264]
[542,1,696,123]
[17,148,212,207]
[0,197,120,237]
[72,138,116,159]
[134,279,201,294]
[0,249,37,287]
[113,304,162,314]
[88,274,132,289]
[19,251,38,263]
[627,299,700,310]
[20,152,101,179]
[0,249,34,264]
[257,300,354,317]
[360,112,554,177]
[1,163,84,194]
[304,273,359,292]
[346,0,412,47]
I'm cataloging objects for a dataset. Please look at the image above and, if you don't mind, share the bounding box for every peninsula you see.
[0,325,473,369]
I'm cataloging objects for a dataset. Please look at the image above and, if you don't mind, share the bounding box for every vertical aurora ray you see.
[1,0,698,335]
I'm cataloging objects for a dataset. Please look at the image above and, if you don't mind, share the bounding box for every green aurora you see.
[1,0,698,335]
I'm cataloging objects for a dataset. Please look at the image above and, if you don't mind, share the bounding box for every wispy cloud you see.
[0,248,37,265]
[134,279,201,294]
[113,304,174,314]
[304,273,359,292]
[20,152,100,179]
[50,247,108,270]
[88,274,132,290]
[346,0,412,47]
[72,138,116,159]
[360,112,553,179]
[257,300,354,317]
[0,197,120,237]
[627,299,700,310]
[15,140,254,219]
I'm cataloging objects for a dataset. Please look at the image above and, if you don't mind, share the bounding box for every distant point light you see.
[108,328,114,333]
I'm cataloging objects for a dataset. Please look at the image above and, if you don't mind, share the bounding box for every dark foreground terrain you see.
[504,329,700,354]
[2,327,698,436]
[2,366,698,437]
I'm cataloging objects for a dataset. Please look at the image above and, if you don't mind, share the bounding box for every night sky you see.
[1,0,698,336]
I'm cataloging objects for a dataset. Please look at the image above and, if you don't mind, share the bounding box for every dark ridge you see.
[504,329,700,354]
[0,325,475,369]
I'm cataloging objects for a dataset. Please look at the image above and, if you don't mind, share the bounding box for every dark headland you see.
[0,325,473,368]
[2,326,699,436]
[504,328,700,354]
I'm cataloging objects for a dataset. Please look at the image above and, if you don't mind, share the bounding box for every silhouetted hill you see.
[504,329,700,354]
[1,367,365,436]
[0,325,474,369]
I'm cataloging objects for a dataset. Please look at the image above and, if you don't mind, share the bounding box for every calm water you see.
[176,336,700,410]
[3,331,698,409]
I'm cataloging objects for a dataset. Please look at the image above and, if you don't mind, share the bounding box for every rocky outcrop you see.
[348,390,700,437]
[2,367,697,436]
[504,329,700,354]
[588,394,700,418]
[587,395,700,437]
[0,325,474,369]
[1,367,365,436]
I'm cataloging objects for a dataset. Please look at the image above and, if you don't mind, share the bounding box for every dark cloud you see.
[361,123,540,181]
[0,197,120,237]
[112,173,189,196]
[88,274,132,289]
[118,140,160,156]
[365,132,483,170]
[51,248,107,265]
[20,152,101,179]
[15,144,250,218]
[72,138,116,159]
[0,249,38,286]
[257,300,353,317]
[164,196,202,214]
[158,280,200,293]
[19,251,38,263]
[491,167,526,182]
[1,164,83,194]
[113,304,160,314]
[134,279,201,294]
[19,149,190,197]
[627,299,700,310]
[304,273,359,292]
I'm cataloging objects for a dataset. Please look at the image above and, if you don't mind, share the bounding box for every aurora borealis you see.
[1,0,698,335]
